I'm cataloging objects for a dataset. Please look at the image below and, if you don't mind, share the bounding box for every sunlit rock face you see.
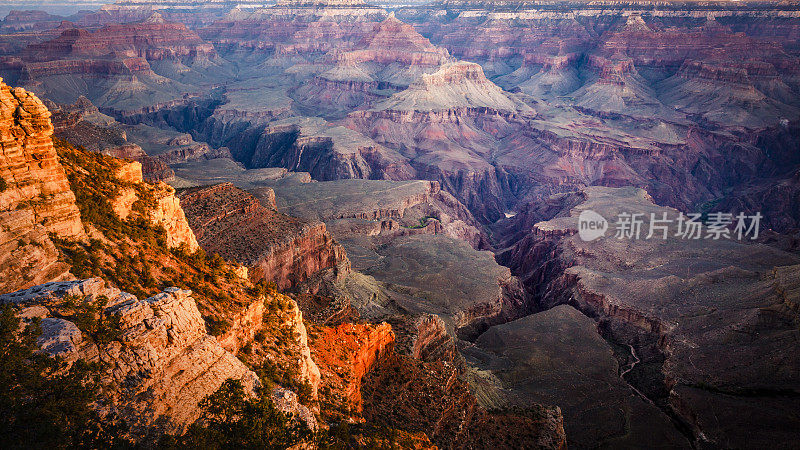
[0,278,261,441]
[0,79,85,293]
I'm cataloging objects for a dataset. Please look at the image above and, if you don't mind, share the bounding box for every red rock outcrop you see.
[0,79,85,293]
[178,183,349,290]
[309,321,394,419]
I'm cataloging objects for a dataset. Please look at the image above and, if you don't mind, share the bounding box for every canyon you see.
[0,0,799,447]
[0,73,565,447]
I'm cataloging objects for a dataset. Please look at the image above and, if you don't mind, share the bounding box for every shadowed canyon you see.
[1,0,799,448]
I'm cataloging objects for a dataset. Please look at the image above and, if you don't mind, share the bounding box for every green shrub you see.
[250,280,278,298]
[206,317,232,337]
[0,305,131,448]
[254,360,314,406]
[59,295,122,345]
[161,379,311,449]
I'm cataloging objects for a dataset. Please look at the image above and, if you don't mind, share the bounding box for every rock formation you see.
[309,321,394,419]
[223,291,323,402]
[271,178,488,249]
[290,12,452,115]
[2,16,232,114]
[0,278,261,441]
[197,1,386,55]
[178,183,348,290]
[362,350,567,449]
[344,62,533,222]
[195,115,413,182]
[1,3,799,447]
[370,61,524,112]
[0,79,85,293]
[48,97,175,182]
[111,159,199,251]
[0,76,572,448]
[21,17,215,62]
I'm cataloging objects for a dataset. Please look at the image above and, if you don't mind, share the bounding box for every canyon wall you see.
[178,182,349,290]
[0,79,84,293]
[496,186,800,447]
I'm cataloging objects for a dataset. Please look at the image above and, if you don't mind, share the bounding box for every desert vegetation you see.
[53,140,261,335]
[0,306,130,449]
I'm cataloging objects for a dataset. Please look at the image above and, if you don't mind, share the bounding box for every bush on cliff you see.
[60,294,122,345]
[53,140,259,335]
[162,379,311,449]
[55,139,169,247]
[0,305,129,449]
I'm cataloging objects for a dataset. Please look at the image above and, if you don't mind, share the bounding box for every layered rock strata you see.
[111,159,199,251]
[497,186,800,448]
[0,79,84,293]
[309,321,394,419]
[178,182,349,290]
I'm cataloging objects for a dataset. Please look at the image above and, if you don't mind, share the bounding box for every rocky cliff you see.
[195,116,409,181]
[0,278,261,441]
[2,15,232,114]
[308,321,394,419]
[343,62,533,222]
[178,182,349,290]
[21,17,215,62]
[0,77,569,448]
[48,97,175,182]
[0,79,85,293]
[111,160,199,251]
[362,350,567,449]
[290,13,453,116]
[221,291,323,402]
[272,178,489,249]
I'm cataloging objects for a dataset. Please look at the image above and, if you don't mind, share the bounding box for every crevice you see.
[488,219,702,447]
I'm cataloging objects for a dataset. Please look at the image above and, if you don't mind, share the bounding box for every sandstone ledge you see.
[0,278,260,441]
